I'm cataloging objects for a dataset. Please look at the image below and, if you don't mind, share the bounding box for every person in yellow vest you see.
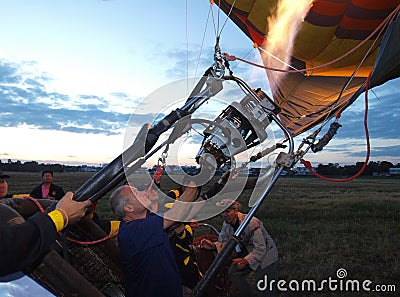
[163,171,234,295]
[165,186,202,297]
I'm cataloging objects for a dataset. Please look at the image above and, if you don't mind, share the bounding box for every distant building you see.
[249,168,260,177]
[389,168,400,176]
[79,165,100,172]
[373,172,390,177]
[293,167,314,176]
[134,167,149,174]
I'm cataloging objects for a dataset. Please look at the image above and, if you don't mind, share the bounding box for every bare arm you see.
[147,188,159,213]
[163,184,197,229]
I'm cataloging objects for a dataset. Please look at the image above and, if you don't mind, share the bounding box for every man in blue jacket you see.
[109,183,198,297]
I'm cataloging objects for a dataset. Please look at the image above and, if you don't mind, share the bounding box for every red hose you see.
[301,72,371,182]
[24,196,112,245]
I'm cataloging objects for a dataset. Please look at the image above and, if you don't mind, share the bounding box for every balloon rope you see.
[300,72,372,182]
[24,195,114,245]
[147,164,164,191]
[66,233,114,246]
[24,196,45,213]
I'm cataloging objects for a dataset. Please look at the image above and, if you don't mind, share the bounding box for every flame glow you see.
[262,0,314,92]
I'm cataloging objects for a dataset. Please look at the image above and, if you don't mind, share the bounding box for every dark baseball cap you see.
[0,169,10,179]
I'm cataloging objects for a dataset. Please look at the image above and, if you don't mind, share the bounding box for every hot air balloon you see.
[192,1,400,295]
[216,0,400,136]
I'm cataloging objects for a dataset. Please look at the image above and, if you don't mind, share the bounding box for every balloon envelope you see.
[215,0,400,136]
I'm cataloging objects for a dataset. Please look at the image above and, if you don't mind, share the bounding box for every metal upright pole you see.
[194,113,294,297]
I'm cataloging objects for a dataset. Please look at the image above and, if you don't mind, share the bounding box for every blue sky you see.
[0,0,399,169]
[0,273,55,297]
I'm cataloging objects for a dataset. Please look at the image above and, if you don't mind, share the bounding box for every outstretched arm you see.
[163,183,197,229]
[0,192,90,277]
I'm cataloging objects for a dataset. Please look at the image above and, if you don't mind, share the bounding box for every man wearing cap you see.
[202,198,278,297]
[0,169,12,199]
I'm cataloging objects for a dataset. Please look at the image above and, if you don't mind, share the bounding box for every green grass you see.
[4,172,400,295]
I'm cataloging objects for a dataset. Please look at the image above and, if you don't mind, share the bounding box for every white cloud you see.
[0,275,54,297]
[0,126,124,165]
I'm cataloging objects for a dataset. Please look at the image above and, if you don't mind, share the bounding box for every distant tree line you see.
[1,159,399,176]
[0,160,102,173]
[315,161,399,176]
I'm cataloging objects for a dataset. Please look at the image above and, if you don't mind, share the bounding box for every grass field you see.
[4,171,400,296]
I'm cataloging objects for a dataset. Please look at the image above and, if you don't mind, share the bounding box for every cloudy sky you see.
[0,0,399,171]
[0,0,399,295]
[0,273,55,297]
